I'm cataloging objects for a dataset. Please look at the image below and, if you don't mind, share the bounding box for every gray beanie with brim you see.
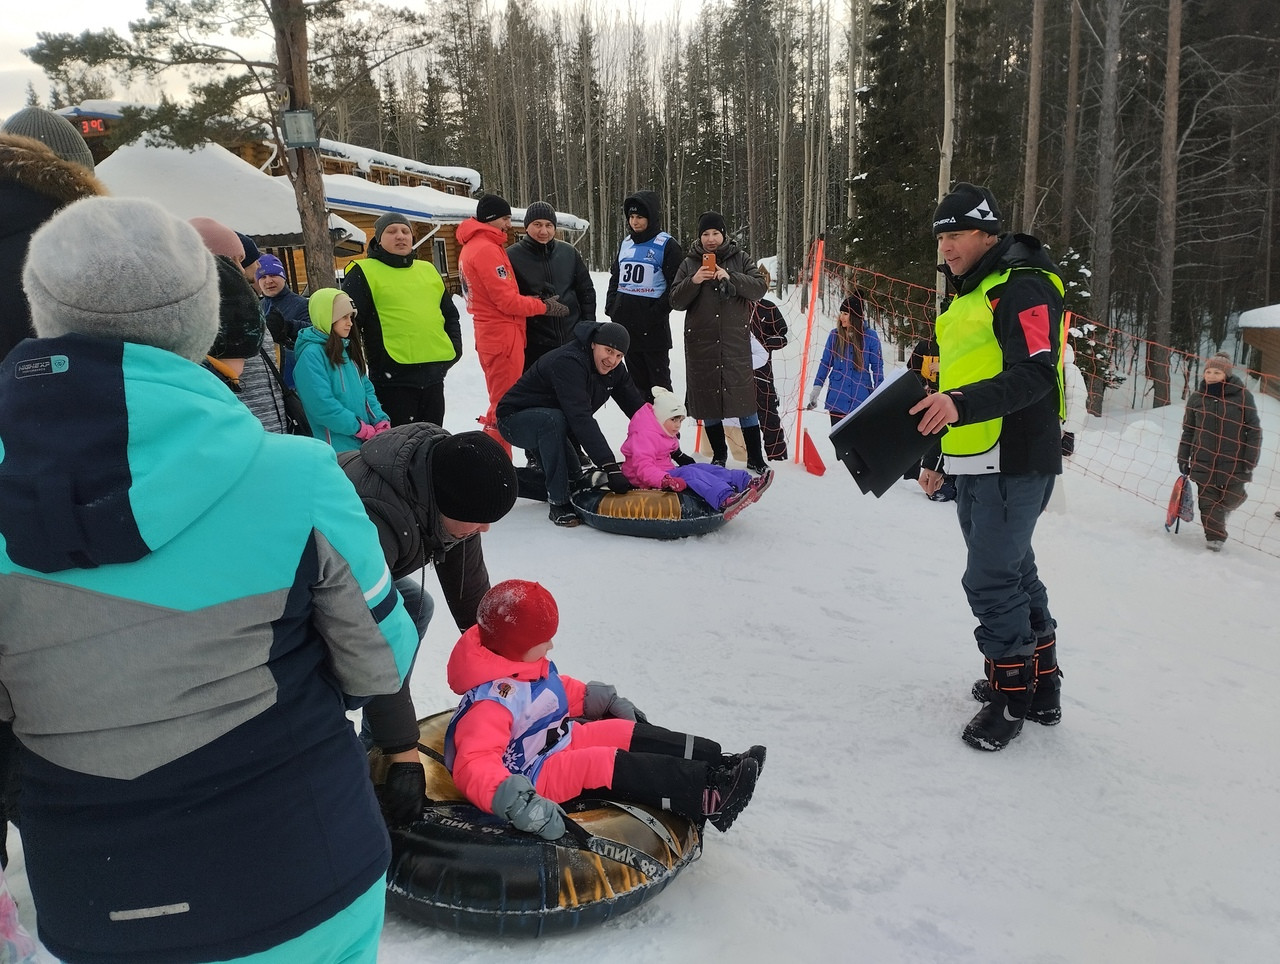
[22,196,221,362]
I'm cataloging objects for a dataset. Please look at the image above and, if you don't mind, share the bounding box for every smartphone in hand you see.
[701,253,717,274]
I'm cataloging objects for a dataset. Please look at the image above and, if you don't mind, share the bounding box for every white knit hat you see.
[22,197,221,362]
[652,386,686,422]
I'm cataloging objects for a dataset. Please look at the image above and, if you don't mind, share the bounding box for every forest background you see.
[19,0,1280,381]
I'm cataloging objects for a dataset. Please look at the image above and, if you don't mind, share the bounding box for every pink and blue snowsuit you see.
[621,403,752,511]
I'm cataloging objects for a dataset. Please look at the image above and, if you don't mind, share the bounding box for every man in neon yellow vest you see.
[909,183,1066,752]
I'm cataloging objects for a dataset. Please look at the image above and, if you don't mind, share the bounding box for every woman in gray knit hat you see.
[1,196,419,963]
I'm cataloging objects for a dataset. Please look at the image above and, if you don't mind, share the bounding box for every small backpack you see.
[1165,473,1195,532]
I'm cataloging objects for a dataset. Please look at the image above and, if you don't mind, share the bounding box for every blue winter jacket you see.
[813,327,884,416]
[0,334,418,964]
[293,324,389,453]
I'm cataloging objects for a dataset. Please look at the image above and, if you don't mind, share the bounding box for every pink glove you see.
[355,421,378,441]
[661,474,688,492]
[373,420,391,434]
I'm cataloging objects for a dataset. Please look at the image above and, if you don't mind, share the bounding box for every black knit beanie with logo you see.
[932,183,1003,236]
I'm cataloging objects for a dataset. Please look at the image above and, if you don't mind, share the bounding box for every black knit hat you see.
[524,201,556,227]
[591,321,630,354]
[839,292,865,320]
[236,232,261,269]
[373,212,411,242]
[430,432,518,523]
[697,211,728,236]
[476,194,513,223]
[932,183,1003,236]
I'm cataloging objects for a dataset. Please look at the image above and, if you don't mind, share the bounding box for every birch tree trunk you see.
[1058,0,1082,253]
[1019,0,1045,234]
[936,0,957,311]
[1150,0,1181,408]
[1088,0,1125,415]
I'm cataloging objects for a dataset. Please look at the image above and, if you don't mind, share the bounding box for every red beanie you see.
[477,580,559,660]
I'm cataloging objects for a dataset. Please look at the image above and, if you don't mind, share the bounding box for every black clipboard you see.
[828,370,946,497]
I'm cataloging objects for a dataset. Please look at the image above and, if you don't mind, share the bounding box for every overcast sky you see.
[0,0,696,120]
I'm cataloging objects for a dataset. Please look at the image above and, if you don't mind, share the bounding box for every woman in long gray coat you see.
[670,211,768,472]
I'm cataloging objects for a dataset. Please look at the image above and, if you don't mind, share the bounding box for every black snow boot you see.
[742,424,768,474]
[608,752,760,832]
[972,633,1062,726]
[963,654,1034,751]
[703,423,729,466]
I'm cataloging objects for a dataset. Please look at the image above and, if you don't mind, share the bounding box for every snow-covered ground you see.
[9,272,1280,963]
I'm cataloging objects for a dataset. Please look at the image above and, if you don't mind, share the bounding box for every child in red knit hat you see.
[443,580,763,839]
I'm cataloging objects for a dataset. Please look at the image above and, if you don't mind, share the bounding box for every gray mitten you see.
[492,774,565,840]
[583,681,647,722]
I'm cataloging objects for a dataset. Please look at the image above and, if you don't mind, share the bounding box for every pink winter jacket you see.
[620,403,680,488]
[445,627,588,813]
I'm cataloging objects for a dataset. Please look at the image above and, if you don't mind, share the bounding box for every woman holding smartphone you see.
[670,211,769,473]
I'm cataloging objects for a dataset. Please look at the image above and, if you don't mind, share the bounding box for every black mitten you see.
[672,449,696,467]
[380,762,426,827]
[600,462,634,494]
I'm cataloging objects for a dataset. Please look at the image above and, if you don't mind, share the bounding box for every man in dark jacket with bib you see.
[911,183,1065,752]
[605,190,683,402]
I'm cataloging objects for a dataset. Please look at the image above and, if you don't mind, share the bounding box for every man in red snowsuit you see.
[457,195,562,453]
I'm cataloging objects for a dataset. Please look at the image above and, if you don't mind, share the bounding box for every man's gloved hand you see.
[583,681,647,722]
[1178,460,1190,476]
[355,421,379,441]
[492,774,565,840]
[380,762,427,827]
[661,474,688,492]
[542,295,570,318]
[807,386,821,411]
[672,449,696,467]
[600,462,633,494]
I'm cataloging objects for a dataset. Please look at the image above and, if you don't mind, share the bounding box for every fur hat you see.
[697,211,728,237]
[430,431,519,523]
[591,321,630,354]
[22,196,220,362]
[652,386,686,422]
[2,106,94,170]
[256,253,286,280]
[373,212,411,243]
[524,201,556,228]
[932,182,1003,236]
[1205,352,1234,375]
[476,194,512,223]
[477,580,559,660]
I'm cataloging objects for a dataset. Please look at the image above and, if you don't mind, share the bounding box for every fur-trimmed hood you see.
[0,133,105,207]
[2,134,107,359]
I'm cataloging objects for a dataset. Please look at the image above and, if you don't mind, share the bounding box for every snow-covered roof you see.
[1239,304,1280,329]
[95,141,361,244]
[319,138,481,193]
[322,173,589,232]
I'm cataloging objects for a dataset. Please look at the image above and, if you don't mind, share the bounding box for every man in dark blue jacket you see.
[497,321,645,527]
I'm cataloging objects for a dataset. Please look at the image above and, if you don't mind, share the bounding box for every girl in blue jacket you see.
[295,288,390,452]
[808,292,883,424]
